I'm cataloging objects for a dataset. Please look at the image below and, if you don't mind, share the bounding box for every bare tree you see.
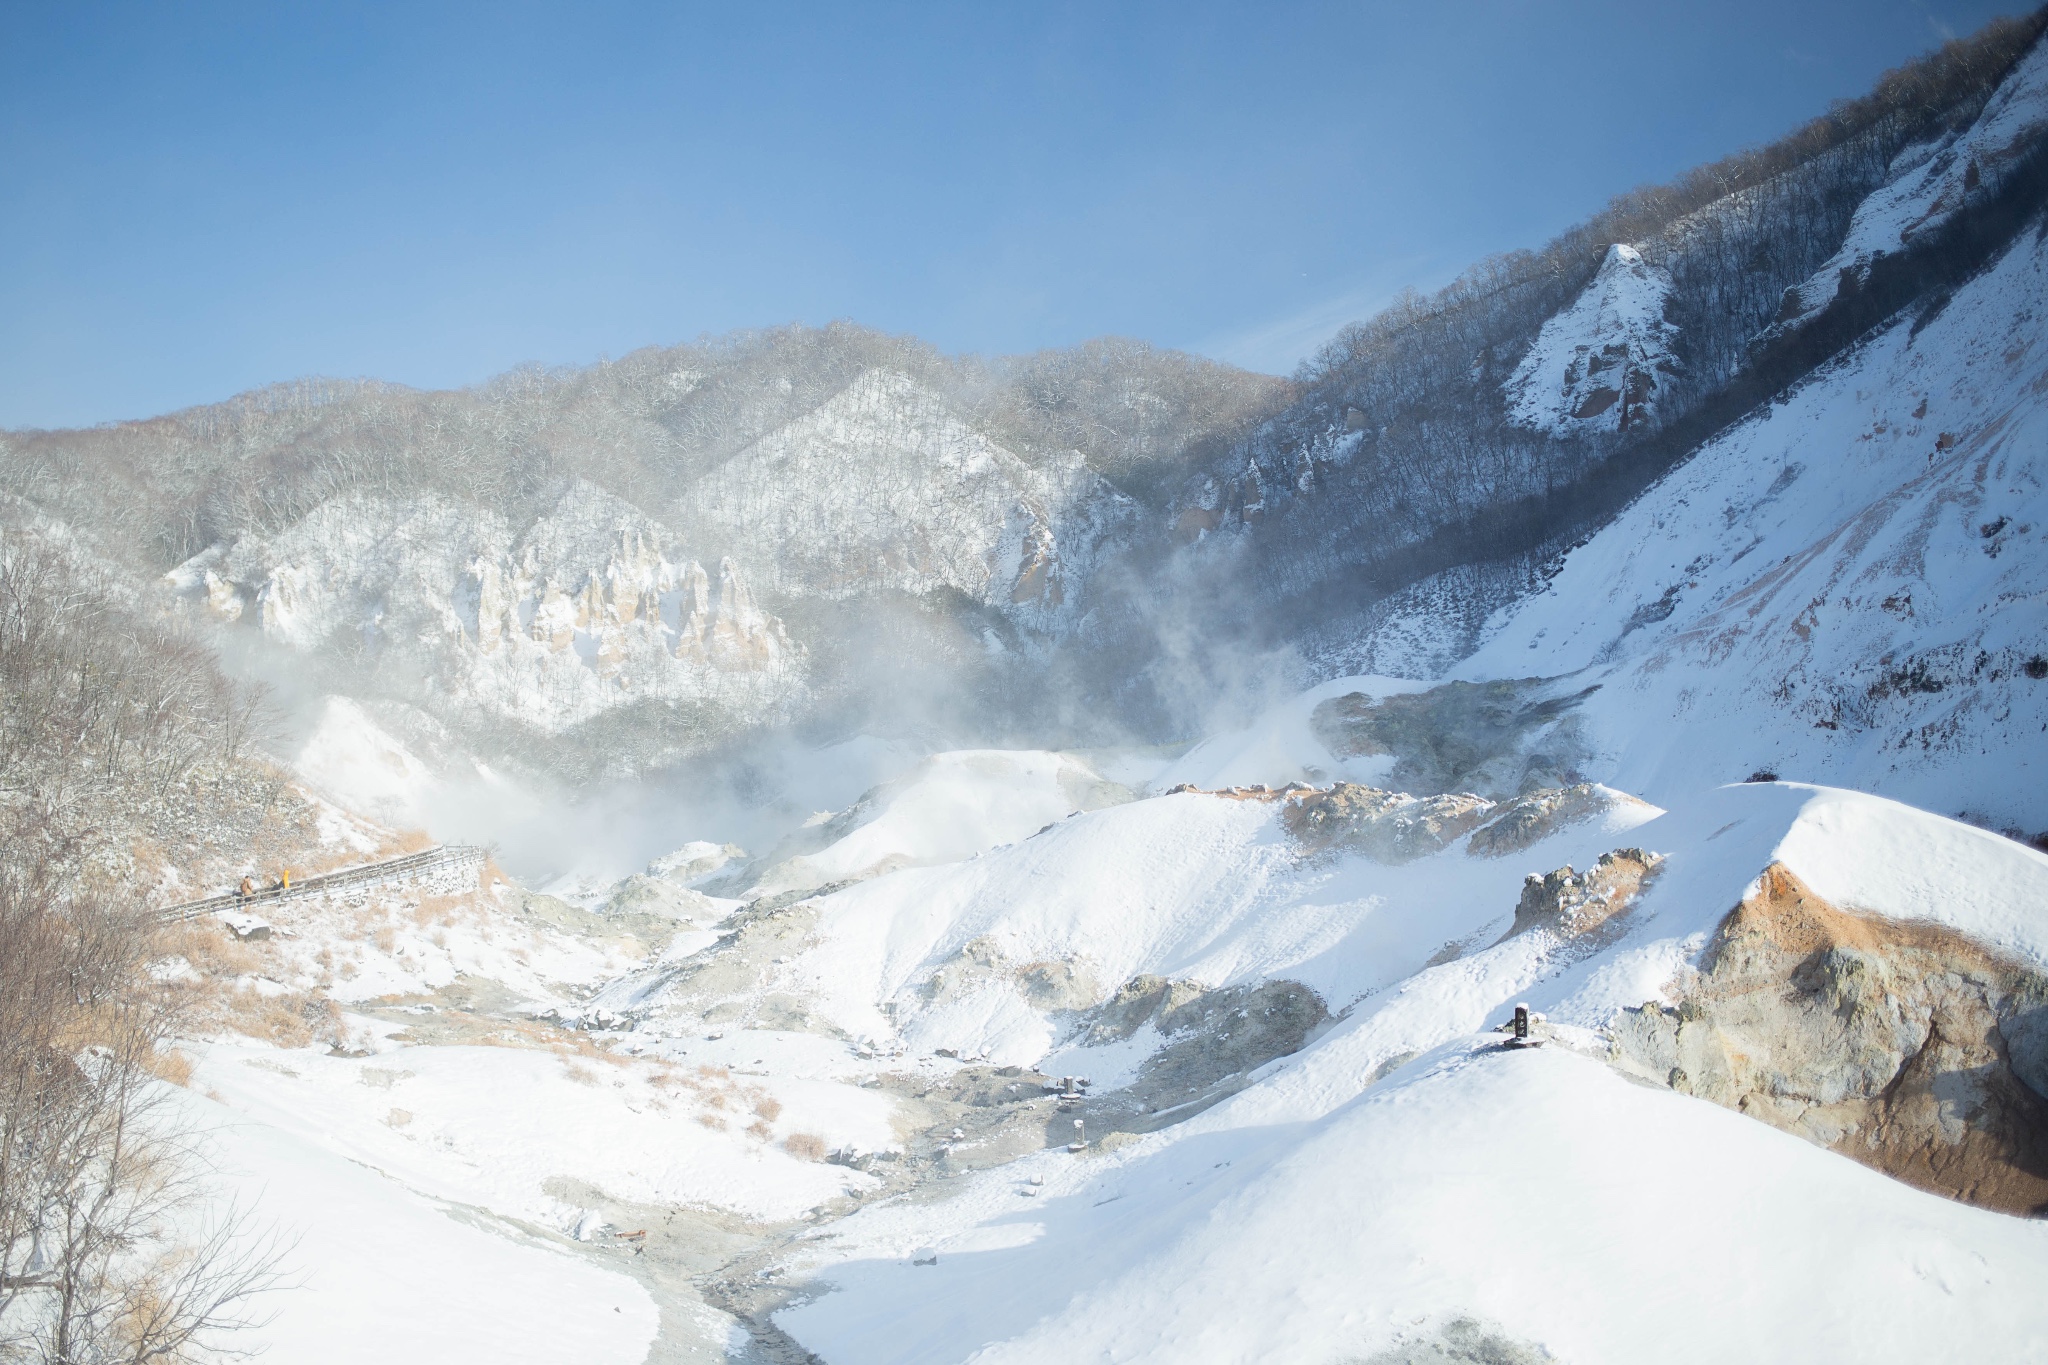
[0,853,285,1364]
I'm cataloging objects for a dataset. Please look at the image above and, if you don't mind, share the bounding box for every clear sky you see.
[0,0,2027,428]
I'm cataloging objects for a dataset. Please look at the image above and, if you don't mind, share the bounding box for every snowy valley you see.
[5,14,2048,1365]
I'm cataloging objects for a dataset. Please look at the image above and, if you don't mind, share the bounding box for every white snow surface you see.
[189,1088,659,1365]
[1465,214,2048,832]
[773,779,2048,1363]
[780,1041,2048,1365]
[743,748,1134,900]
[193,1037,890,1224]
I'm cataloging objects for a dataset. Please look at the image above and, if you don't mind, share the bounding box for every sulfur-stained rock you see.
[1608,862,2048,1216]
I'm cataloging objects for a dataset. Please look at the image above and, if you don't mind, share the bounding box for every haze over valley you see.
[5,9,2048,1364]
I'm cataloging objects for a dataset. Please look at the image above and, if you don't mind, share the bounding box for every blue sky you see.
[0,0,2024,428]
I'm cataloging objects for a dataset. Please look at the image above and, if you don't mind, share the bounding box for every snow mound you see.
[739,748,1135,900]
[191,1087,660,1365]
[779,1041,2048,1365]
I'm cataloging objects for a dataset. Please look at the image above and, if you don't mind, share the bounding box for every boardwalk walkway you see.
[158,845,487,922]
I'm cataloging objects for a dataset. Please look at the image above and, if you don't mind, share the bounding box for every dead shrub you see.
[149,1046,196,1087]
[783,1132,828,1162]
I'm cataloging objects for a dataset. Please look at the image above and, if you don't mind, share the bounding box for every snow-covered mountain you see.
[681,369,1132,632]
[7,17,2048,1365]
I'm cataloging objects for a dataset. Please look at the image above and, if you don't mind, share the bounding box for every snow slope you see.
[1774,32,2048,331]
[740,748,1135,900]
[194,1037,888,1224]
[192,1089,660,1365]
[781,1040,2048,1365]
[774,781,2048,1363]
[1465,212,2048,833]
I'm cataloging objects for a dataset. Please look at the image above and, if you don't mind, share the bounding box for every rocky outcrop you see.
[1504,848,1662,940]
[1309,680,1599,799]
[1082,973,1329,1127]
[677,370,1130,632]
[1467,782,1656,857]
[167,482,802,737]
[1505,242,1678,437]
[1609,863,2048,1215]
[1284,783,1495,863]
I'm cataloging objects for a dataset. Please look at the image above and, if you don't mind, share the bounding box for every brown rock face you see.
[1283,784,1495,864]
[1505,848,1663,940]
[1610,863,2048,1216]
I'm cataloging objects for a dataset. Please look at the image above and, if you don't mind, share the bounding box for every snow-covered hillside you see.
[682,370,1132,631]
[1464,204,2048,833]
[15,20,2048,1365]
[1505,242,1678,435]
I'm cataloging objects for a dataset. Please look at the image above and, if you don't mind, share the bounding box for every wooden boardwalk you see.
[157,844,487,922]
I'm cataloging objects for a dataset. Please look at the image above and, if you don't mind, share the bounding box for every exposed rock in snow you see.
[1466,782,1656,857]
[1283,783,1494,863]
[1504,847,1661,940]
[170,480,802,737]
[1505,243,1678,436]
[1309,678,1600,799]
[1610,861,2048,1215]
[1466,217,2048,833]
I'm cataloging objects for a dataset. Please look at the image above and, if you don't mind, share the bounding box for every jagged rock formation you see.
[1467,782,1656,857]
[1609,863,2048,1215]
[1284,784,1494,863]
[679,370,1131,632]
[165,481,800,737]
[1504,848,1662,939]
[1506,243,1678,435]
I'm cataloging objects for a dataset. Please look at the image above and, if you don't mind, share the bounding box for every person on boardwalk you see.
[238,875,255,900]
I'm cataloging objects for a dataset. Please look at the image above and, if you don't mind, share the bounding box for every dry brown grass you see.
[410,892,473,929]
[752,1096,783,1122]
[147,1047,195,1087]
[783,1132,827,1161]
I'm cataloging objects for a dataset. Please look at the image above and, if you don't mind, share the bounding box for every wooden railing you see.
[156,845,487,922]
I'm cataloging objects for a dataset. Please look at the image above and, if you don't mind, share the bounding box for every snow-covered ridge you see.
[1771,31,2048,333]
[681,369,1132,629]
[1504,242,1678,436]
